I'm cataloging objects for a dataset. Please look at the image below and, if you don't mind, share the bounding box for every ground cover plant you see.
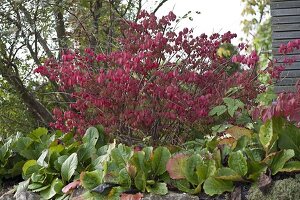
[1,7,300,200]
[1,115,300,199]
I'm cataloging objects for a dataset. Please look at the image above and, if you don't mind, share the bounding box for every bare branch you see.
[153,0,169,14]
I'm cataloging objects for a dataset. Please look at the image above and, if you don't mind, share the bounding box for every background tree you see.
[240,0,276,106]
[241,0,271,64]
[0,0,169,136]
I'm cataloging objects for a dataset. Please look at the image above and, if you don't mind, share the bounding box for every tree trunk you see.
[0,63,54,127]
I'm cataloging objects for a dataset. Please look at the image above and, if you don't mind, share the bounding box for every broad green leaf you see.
[96,140,116,163]
[106,186,125,200]
[14,137,32,152]
[0,139,12,164]
[245,148,264,162]
[209,105,227,116]
[56,194,69,200]
[151,147,171,176]
[111,144,133,168]
[37,149,48,167]
[206,137,218,152]
[247,160,267,181]
[61,153,78,182]
[7,161,25,177]
[91,156,105,171]
[81,170,103,190]
[54,155,68,171]
[216,168,243,181]
[94,125,107,148]
[65,142,80,153]
[213,148,222,168]
[28,183,44,191]
[83,127,99,146]
[118,168,131,188]
[203,177,234,196]
[278,123,300,159]
[271,149,295,175]
[28,127,48,141]
[77,144,96,162]
[143,146,153,161]
[22,160,40,177]
[31,185,50,192]
[223,97,244,117]
[49,145,64,155]
[60,132,74,145]
[174,179,192,193]
[134,171,146,192]
[184,155,202,185]
[234,136,249,151]
[146,183,168,195]
[130,151,146,173]
[31,172,46,183]
[196,160,216,182]
[228,151,248,176]
[32,184,51,192]
[279,161,300,172]
[259,119,278,152]
[166,154,189,179]
[40,178,64,199]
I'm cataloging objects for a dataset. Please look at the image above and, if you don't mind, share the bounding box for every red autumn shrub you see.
[253,39,300,124]
[36,11,262,141]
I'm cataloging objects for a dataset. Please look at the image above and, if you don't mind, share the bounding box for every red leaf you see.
[166,153,189,179]
[120,193,143,200]
[62,180,81,194]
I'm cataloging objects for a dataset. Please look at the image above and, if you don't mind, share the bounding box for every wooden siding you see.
[271,0,300,93]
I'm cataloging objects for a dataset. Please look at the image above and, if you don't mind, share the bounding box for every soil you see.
[0,176,22,198]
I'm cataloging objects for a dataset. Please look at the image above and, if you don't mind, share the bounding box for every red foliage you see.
[35,11,261,138]
[253,39,300,123]
[62,180,81,194]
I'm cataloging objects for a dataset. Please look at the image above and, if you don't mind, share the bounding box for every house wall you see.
[271,0,300,92]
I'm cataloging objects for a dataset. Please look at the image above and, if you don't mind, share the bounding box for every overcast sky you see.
[145,0,245,41]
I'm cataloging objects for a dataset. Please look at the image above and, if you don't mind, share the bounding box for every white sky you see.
[145,0,245,42]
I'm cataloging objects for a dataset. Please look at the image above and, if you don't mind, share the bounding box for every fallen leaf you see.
[120,193,143,200]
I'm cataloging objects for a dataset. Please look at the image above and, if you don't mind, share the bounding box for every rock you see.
[0,191,40,200]
[0,188,15,200]
[16,192,40,200]
[142,192,199,200]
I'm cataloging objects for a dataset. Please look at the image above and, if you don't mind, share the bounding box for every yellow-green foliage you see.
[247,175,300,200]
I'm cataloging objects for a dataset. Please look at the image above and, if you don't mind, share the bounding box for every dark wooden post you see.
[271,0,300,92]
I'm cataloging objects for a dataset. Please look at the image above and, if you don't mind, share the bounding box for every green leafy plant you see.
[80,145,171,199]
[15,126,106,199]
[2,115,300,199]
[0,133,25,183]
